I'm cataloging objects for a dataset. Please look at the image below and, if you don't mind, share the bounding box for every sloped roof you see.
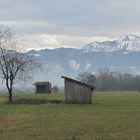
[34,81,51,86]
[62,76,95,90]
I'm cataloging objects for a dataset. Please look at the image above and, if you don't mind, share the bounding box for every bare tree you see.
[78,69,140,91]
[77,72,96,85]
[0,25,39,103]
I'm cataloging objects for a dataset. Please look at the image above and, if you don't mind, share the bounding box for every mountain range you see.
[84,34,140,53]
[28,34,140,86]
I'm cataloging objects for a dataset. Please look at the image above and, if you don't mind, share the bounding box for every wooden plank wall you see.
[64,79,92,104]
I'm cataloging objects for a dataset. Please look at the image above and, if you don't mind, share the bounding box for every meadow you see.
[0,92,140,140]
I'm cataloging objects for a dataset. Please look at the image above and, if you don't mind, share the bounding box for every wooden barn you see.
[34,81,52,94]
[62,76,95,104]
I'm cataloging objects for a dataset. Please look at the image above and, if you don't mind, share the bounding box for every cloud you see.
[0,20,53,28]
[0,0,140,37]
[130,66,140,74]
[84,62,91,70]
[16,33,112,50]
[42,62,48,69]
[0,0,140,50]
[42,63,63,75]
[51,64,64,74]
[0,20,55,35]
[17,34,62,50]
[69,59,80,71]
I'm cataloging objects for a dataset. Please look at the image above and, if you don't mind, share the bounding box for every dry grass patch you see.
[10,98,63,105]
[0,115,28,122]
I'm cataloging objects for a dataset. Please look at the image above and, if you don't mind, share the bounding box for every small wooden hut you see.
[34,81,52,94]
[62,76,95,104]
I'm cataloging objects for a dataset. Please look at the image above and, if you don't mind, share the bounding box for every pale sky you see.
[0,0,140,50]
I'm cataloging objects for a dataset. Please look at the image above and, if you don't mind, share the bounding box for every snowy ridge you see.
[83,34,140,53]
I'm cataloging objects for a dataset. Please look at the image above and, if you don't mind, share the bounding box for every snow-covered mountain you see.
[83,34,140,53]
[27,34,140,86]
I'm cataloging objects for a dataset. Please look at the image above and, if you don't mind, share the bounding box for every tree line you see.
[77,69,140,91]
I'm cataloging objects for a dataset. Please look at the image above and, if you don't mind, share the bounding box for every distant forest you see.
[77,69,140,91]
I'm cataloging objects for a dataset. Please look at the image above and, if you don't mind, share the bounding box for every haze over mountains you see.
[28,34,140,86]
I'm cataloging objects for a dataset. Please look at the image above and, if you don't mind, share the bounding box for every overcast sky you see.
[0,0,140,50]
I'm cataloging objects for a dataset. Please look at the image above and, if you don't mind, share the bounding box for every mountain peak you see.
[83,34,140,53]
[119,34,139,41]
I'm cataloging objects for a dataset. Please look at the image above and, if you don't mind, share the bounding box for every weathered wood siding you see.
[36,85,47,93]
[35,82,52,94]
[64,79,93,104]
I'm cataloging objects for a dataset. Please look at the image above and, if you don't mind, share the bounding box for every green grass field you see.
[0,92,140,140]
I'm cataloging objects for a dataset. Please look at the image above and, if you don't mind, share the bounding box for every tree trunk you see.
[9,90,12,103]
[6,79,13,103]
[9,80,13,103]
